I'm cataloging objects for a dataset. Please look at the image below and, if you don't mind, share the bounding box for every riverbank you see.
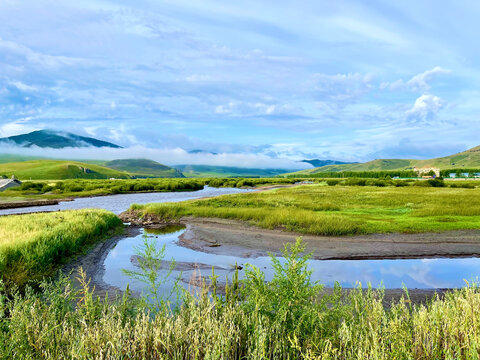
[175,217,480,260]
[0,198,61,209]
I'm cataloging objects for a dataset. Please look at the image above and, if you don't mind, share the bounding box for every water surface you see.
[0,186,251,215]
[103,227,480,296]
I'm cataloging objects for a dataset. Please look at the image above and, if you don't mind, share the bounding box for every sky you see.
[0,0,479,167]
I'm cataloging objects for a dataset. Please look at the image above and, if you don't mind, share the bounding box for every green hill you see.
[0,154,44,164]
[0,130,121,148]
[0,160,131,180]
[287,145,480,176]
[300,159,355,167]
[175,164,292,178]
[103,159,184,178]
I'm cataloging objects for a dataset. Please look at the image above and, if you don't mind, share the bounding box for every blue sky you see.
[0,0,479,166]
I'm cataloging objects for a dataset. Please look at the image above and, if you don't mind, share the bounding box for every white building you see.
[0,176,22,191]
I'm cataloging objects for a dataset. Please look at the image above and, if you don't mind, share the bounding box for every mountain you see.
[0,160,131,180]
[103,159,184,178]
[287,145,480,176]
[0,130,122,148]
[300,159,356,167]
[175,164,292,178]
[188,149,218,155]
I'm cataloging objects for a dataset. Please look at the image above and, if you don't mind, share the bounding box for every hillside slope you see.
[103,159,184,178]
[288,146,480,175]
[0,160,130,180]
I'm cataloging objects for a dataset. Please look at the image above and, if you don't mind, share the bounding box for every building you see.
[413,166,441,178]
[0,176,22,191]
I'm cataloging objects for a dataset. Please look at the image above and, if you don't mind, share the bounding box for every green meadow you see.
[0,210,121,286]
[131,183,480,235]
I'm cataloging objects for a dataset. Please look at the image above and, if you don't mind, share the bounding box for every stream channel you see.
[3,186,480,295]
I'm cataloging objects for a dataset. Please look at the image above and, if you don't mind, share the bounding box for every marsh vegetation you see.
[1,239,480,358]
[0,210,121,286]
[131,184,480,236]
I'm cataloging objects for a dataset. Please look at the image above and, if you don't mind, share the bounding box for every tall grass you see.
[2,240,480,358]
[0,210,122,286]
[131,184,480,235]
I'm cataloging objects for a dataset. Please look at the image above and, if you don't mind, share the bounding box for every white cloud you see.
[10,81,38,92]
[381,67,451,92]
[406,94,445,121]
[0,144,309,169]
[0,120,36,137]
[214,101,284,116]
[311,72,373,105]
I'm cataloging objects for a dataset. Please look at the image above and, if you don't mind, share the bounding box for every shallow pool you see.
[103,227,480,297]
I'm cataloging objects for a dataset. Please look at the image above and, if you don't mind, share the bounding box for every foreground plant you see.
[1,239,480,358]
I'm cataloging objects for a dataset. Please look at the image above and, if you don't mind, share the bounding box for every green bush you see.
[326,179,340,186]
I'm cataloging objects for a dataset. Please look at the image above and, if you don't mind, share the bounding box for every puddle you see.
[103,227,480,298]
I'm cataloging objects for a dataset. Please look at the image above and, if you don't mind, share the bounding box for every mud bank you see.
[0,199,60,210]
[176,217,480,260]
[62,226,142,299]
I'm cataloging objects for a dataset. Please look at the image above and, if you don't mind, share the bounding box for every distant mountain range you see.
[0,130,122,149]
[300,159,356,167]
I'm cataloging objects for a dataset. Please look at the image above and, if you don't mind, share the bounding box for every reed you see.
[1,240,480,358]
[0,210,122,286]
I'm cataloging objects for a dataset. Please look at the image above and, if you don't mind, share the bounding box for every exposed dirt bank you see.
[0,199,60,210]
[62,226,142,299]
[175,217,480,260]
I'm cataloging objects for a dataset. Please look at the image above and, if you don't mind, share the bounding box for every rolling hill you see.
[0,130,122,148]
[288,145,480,176]
[0,158,185,180]
[175,165,292,178]
[300,159,356,167]
[0,160,131,180]
[102,159,184,178]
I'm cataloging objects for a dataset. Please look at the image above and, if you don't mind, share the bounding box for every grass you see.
[2,239,480,358]
[131,184,480,235]
[0,159,131,180]
[0,210,122,286]
[0,159,184,180]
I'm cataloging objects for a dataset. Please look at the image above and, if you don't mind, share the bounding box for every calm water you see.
[103,227,480,294]
[0,186,251,215]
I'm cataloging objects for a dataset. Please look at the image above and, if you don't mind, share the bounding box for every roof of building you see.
[0,178,22,187]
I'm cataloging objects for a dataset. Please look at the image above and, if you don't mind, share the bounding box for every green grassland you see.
[131,184,480,235]
[0,159,184,180]
[291,145,480,175]
[102,158,184,178]
[0,210,121,286]
[0,160,131,180]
